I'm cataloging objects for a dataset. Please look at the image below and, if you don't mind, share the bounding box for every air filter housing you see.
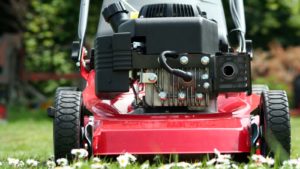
[139,3,202,18]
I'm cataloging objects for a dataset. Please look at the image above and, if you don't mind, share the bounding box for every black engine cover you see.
[94,33,132,93]
[119,17,218,54]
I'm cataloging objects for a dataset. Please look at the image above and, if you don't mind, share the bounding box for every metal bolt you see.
[178,92,186,100]
[196,93,204,100]
[180,56,189,65]
[159,92,168,101]
[148,74,157,83]
[201,56,210,65]
[84,48,88,56]
[201,74,209,80]
[133,42,143,49]
[203,82,210,89]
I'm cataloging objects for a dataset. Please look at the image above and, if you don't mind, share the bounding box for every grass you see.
[0,107,53,161]
[0,107,299,167]
[291,117,300,158]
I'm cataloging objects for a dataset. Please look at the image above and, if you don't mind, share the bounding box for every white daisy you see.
[214,149,221,157]
[231,163,239,169]
[140,163,150,169]
[92,157,101,163]
[26,159,39,167]
[215,164,231,169]
[91,163,107,169]
[124,152,137,162]
[265,157,274,166]
[251,154,267,164]
[117,154,130,168]
[157,163,175,169]
[7,158,21,167]
[17,161,25,167]
[216,156,231,165]
[57,158,68,166]
[71,149,89,158]
[46,160,56,169]
[214,148,231,165]
[175,162,192,168]
[206,158,217,166]
[191,162,202,168]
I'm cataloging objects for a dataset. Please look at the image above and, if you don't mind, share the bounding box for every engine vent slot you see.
[173,4,194,17]
[139,3,200,18]
[145,4,167,18]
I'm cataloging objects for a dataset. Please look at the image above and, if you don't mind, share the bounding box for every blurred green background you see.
[3,0,300,100]
[1,0,300,101]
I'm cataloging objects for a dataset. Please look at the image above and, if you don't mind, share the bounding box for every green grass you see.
[291,117,300,158]
[0,107,299,166]
[0,107,53,161]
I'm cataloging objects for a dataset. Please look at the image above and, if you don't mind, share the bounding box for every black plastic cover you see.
[112,33,132,70]
[102,2,129,32]
[98,0,229,47]
[94,33,131,93]
[214,53,252,94]
[71,41,80,62]
[119,17,218,54]
[102,2,128,22]
[132,53,209,69]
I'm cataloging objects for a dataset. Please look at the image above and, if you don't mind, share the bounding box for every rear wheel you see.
[260,90,290,162]
[252,84,269,95]
[53,90,83,161]
[55,87,78,97]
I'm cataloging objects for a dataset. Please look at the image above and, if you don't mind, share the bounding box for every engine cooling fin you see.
[139,3,201,18]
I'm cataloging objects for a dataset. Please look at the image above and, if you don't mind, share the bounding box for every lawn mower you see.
[49,0,291,162]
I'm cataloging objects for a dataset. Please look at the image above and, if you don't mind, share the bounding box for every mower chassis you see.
[82,71,261,155]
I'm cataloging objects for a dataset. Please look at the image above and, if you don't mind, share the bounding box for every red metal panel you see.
[0,104,6,120]
[82,71,261,155]
[24,73,80,81]
[92,116,251,155]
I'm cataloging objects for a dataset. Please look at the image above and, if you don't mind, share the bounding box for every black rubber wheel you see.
[293,75,300,108]
[53,90,82,161]
[55,87,78,94]
[252,84,269,95]
[260,90,291,162]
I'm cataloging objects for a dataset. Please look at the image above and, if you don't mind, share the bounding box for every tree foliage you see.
[244,0,300,48]
[221,0,300,48]
[25,0,101,94]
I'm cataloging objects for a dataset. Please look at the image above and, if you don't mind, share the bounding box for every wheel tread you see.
[262,90,291,161]
[54,90,82,160]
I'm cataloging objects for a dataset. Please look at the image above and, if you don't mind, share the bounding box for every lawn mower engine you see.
[95,2,251,113]
[52,0,291,163]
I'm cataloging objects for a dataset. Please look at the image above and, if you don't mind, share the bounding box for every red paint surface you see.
[0,104,6,119]
[81,69,261,155]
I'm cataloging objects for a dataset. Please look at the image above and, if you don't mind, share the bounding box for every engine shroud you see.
[94,2,252,112]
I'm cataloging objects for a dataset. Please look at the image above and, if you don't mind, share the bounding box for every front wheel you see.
[260,90,291,162]
[53,90,83,161]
